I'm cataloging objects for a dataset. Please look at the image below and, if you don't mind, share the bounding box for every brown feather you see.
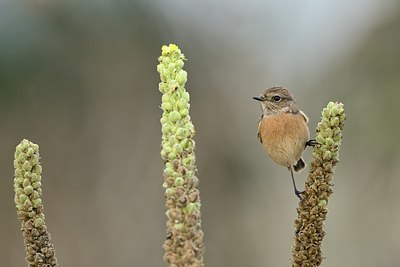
[259,113,309,168]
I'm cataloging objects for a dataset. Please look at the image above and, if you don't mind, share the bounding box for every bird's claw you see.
[295,190,304,200]
[306,139,318,147]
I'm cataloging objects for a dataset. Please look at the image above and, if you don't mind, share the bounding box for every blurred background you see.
[1,0,399,266]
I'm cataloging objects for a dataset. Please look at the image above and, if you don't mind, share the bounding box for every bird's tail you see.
[293,157,306,172]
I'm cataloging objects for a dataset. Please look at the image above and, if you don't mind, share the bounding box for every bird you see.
[253,86,315,199]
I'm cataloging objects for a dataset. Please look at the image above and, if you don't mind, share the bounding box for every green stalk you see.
[14,139,58,267]
[157,44,205,267]
[291,102,346,267]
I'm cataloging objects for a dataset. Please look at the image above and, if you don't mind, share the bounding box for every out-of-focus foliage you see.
[1,1,399,267]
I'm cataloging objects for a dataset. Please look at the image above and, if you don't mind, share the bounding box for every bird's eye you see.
[273,95,281,102]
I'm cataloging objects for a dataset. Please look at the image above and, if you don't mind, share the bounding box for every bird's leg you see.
[306,139,317,147]
[290,167,303,200]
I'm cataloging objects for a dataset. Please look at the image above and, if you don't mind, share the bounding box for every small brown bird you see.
[253,86,315,199]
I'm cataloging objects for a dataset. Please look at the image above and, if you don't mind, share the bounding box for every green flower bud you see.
[32,198,42,208]
[19,194,29,204]
[15,188,24,195]
[174,223,184,230]
[186,203,197,214]
[15,177,23,185]
[176,70,188,85]
[31,190,40,200]
[32,181,41,190]
[16,144,23,152]
[161,123,172,135]
[172,143,183,154]
[162,94,171,103]
[168,111,181,123]
[180,108,189,117]
[165,162,173,169]
[330,106,338,117]
[165,188,175,197]
[22,161,31,171]
[160,116,168,124]
[156,64,163,73]
[180,139,189,149]
[18,153,27,162]
[28,211,36,218]
[160,68,170,82]
[323,128,333,138]
[176,128,187,139]
[323,108,330,118]
[162,182,168,188]
[168,152,177,160]
[315,135,325,144]
[318,199,327,207]
[177,99,186,110]
[175,59,184,70]
[34,165,42,175]
[330,117,340,127]
[23,178,30,187]
[168,63,176,71]
[182,91,190,101]
[24,185,34,195]
[15,168,23,176]
[161,102,173,111]
[325,138,334,146]
[34,217,44,228]
[159,82,168,93]
[174,177,184,186]
[333,134,341,142]
[185,122,194,132]
[186,171,194,178]
[169,136,178,145]
[24,199,32,210]
[168,80,179,92]
[32,143,39,152]
[27,147,34,156]
[183,156,195,167]
[31,173,42,182]
[31,155,39,166]
[170,125,178,134]
[164,167,174,176]
[327,101,335,109]
[161,149,168,159]
[22,141,29,150]
[165,188,175,196]
[323,151,332,160]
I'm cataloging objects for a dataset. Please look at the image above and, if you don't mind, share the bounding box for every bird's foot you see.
[295,189,304,200]
[306,139,318,147]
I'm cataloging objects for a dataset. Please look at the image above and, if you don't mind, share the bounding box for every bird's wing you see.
[257,116,263,143]
[299,110,309,123]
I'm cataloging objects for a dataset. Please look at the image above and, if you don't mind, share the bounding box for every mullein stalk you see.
[291,102,346,267]
[13,139,58,267]
[157,44,205,267]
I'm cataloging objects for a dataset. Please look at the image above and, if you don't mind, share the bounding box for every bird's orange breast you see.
[258,113,310,167]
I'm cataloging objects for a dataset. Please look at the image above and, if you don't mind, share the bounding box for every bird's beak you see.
[253,96,263,101]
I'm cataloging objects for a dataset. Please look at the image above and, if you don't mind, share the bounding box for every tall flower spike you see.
[291,102,346,267]
[157,44,205,267]
[14,139,58,267]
